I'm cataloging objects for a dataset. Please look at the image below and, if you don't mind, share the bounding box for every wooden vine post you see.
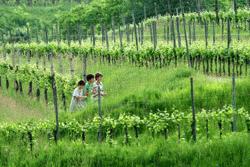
[122,17,127,45]
[91,24,96,48]
[233,0,240,43]
[154,2,158,19]
[10,31,15,67]
[5,32,9,90]
[67,24,74,79]
[143,0,147,19]
[44,27,49,105]
[69,54,74,78]
[101,24,105,46]
[233,0,238,21]
[149,23,153,43]
[11,32,19,93]
[57,23,66,111]
[82,53,87,82]
[112,16,116,44]
[17,45,23,94]
[67,25,71,47]
[204,19,209,74]
[98,86,103,143]
[188,20,192,45]
[221,18,225,41]
[215,0,219,24]
[167,0,171,15]
[171,16,177,67]
[190,77,196,142]
[167,18,170,43]
[176,16,181,47]
[51,25,54,41]
[227,18,232,77]
[77,23,87,82]
[196,0,201,16]
[35,28,39,43]
[141,22,144,45]
[77,22,82,46]
[49,52,59,143]
[125,24,130,44]
[212,20,216,44]
[227,16,237,132]
[118,23,123,49]
[141,0,147,45]
[182,12,191,67]
[26,25,33,97]
[43,27,48,71]
[192,19,196,42]
[104,24,110,64]
[1,34,4,89]
[163,23,167,41]
[57,23,63,74]
[232,71,237,132]
[132,11,139,51]
[153,20,157,50]
[35,30,40,101]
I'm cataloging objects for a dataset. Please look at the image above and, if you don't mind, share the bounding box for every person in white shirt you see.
[69,80,87,112]
[92,72,107,100]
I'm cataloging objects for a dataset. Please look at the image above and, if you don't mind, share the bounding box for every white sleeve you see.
[72,88,79,97]
[101,83,104,91]
[92,83,97,91]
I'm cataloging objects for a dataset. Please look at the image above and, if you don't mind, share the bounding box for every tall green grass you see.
[0,133,249,167]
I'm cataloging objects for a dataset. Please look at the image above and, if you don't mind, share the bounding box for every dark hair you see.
[78,80,85,86]
[95,72,103,80]
[86,74,94,81]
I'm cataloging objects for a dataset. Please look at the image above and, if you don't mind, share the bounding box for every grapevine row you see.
[0,106,249,147]
[1,41,250,75]
[0,61,78,109]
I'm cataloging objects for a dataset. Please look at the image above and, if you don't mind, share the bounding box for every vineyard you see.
[0,106,250,144]
[2,41,250,75]
[1,0,250,167]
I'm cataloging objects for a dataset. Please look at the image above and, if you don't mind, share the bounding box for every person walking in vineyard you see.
[84,74,95,102]
[92,72,106,100]
[69,80,87,112]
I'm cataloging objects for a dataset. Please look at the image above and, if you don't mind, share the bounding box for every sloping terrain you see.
[0,92,49,122]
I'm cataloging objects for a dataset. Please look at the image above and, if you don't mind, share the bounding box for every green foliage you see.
[0,60,78,98]
[3,41,250,68]
[1,1,249,43]
[0,106,248,143]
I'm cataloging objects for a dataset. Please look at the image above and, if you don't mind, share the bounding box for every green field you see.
[1,0,250,166]
[0,56,250,166]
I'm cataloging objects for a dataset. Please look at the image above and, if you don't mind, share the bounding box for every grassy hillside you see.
[0,89,53,122]
[0,1,250,166]
[2,52,250,119]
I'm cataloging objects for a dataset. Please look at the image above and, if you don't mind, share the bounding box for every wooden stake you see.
[50,53,59,143]
[190,77,196,142]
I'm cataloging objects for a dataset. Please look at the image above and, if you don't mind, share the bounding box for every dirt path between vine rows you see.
[0,92,48,123]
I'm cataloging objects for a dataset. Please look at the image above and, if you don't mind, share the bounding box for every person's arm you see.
[100,84,107,96]
[85,88,89,96]
[92,87,98,97]
[84,85,90,96]
[74,96,86,102]
[73,88,86,102]
[100,91,107,96]
[86,85,92,97]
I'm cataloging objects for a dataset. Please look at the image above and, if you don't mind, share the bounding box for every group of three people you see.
[69,72,106,112]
